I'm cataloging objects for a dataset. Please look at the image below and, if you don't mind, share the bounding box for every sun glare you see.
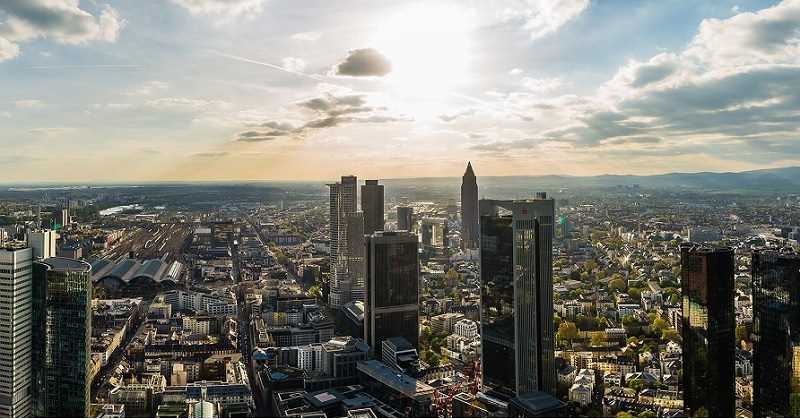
[374,3,473,101]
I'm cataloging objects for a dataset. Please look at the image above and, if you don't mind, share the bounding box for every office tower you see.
[397,206,413,231]
[328,175,358,262]
[328,176,358,308]
[479,195,556,397]
[361,180,384,235]
[345,212,366,302]
[461,162,479,250]
[680,243,735,418]
[0,246,33,418]
[58,207,70,227]
[31,257,93,417]
[751,249,800,417]
[364,231,419,361]
[420,218,448,249]
[26,229,57,259]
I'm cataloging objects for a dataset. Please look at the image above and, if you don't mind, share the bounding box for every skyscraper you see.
[751,249,800,417]
[26,229,57,259]
[329,175,358,262]
[479,195,556,397]
[345,212,366,302]
[680,243,735,418]
[361,180,384,235]
[397,206,413,232]
[461,162,479,250]
[0,245,33,418]
[329,175,358,308]
[31,257,93,417]
[364,231,419,361]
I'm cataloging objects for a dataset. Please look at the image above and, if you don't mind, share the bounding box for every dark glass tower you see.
[397,206,413,232]
[31,257,92,418]
[751,249,800,417]
[361,180,384,235]
[479,196,556,397]
[329,175,358,308]
[680,244,735,418]
[460,162,479,250]
[364,231,419,361]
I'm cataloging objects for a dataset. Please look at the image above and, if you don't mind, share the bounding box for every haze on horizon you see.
[1,0,799,183]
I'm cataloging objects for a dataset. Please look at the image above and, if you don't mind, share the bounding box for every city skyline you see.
[2,0,800,182]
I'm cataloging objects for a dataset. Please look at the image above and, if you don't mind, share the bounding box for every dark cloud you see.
[0,0,123,44]
[335,48,392,77]
[438,108,476,123]
[630,62,676,87]
[235,93,409,142]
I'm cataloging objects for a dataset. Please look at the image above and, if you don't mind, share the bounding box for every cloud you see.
[0,37,20,61]
[124,81,169,96]
[169,0,265,18]
[500,0,590,40]
[145,97,231,112]
[521,76,564,92]
[291,31,321,42]
[490,0,800,165]
[0,1,125,60]
[281,57,306,73]
[235,92,409,142]
[15,99,44,109]
[438,109,476,123]
[193,151,230,157]
[335,48,392,77]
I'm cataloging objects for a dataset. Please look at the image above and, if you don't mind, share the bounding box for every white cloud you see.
[291,31,322,42]
[0,1,125,61]
[521,76,564,92]
[509,68,523,76]
[281,57,306,73]
[0,37,20,61]
[124,81,170,96]
[15,99,44,109]
[169,0,266,18]
[497,0,590,40]
[145,97,232,112]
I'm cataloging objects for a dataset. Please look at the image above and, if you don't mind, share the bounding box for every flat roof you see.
[41,257,91,272]
[356,360,433,398]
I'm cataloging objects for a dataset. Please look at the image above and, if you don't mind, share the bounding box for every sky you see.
[1,0,799,182]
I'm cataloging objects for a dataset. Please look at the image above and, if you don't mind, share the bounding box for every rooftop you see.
[41,257,91,272]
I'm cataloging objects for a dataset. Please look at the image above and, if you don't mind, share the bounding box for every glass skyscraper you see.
[31,257,92,418]
[680,243,735,418]
[460,162,479,250]
[479,195,556,397]
[361,179,384,235]
[752,249,800,417]
[364,231,419,361]
[0,246,33,418]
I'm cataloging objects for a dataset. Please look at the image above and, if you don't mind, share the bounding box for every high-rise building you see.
[397,206,413,232]
[460,162,479,250]
[26,229,57,259]
[751,249,800,417]
[31,257,93,417]
[329,175,358,262]
[479,195,556,397]
[680,243,735,418]
[0,245,33,418]
[364,231,419,361]
[328,176,358,308]
[345,212,366,302]
[361,180,384,235]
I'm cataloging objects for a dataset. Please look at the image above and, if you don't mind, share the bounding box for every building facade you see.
[32,257,93,417]
[680,243,735,418]
[460,162,479,250]
[364,231,419,361]
[397,207,413,232]
[361,180,384,235]
[0,246,33,417]
[751,249,800,417]
[479,196,556,397]
[328,176,358,308]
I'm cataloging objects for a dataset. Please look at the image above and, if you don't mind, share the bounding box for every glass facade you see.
[31,258,92,418]
[680,244,735,418]
[752,249,800,417]
[479,198,556,398]
[480,215,515,395]
[365,232,419,361]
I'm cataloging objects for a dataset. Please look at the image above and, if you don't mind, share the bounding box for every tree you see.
[591,332,606,347]
[616,411,634,418]
[628,287,641,300]
[651,318,668,334]
[558,321,578,344]
[584,260,597,273]
[637,411,656,418]
[609,277,627,293]
[445,268,459,284]
[661,329,679,342]
[736,325,750,343]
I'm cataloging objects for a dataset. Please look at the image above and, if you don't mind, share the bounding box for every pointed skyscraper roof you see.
[464,161,475,177]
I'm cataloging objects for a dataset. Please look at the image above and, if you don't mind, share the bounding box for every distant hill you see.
[382,166,800,200]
